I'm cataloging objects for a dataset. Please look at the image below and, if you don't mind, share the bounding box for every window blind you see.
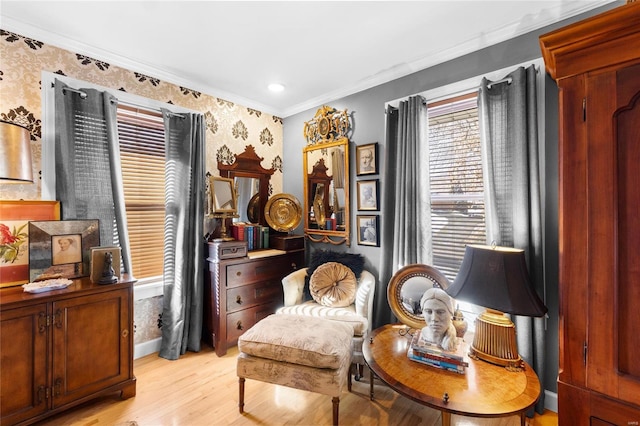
[427,95,486,281]
[117,105,165,279]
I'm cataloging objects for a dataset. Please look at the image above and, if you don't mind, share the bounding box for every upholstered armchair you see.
[276,266,376,377]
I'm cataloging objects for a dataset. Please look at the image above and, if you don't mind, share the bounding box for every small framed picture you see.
[357,215,379,246]
[356,143,378,176]
[357,179,378,211]
[28,220,100,281]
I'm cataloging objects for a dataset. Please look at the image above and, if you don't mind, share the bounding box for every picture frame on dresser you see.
[28,219,100,281]
[0,200,61,287]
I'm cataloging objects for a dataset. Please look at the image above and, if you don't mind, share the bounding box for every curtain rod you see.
[110,98,185,119]
[52,82,185,119]
[486,77,513,89]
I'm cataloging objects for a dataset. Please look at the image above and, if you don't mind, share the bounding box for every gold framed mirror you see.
[387,264,450,330]
[209,176,237,214]
[303,106,350,246]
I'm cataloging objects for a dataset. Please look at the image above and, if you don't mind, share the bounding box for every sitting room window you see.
[427,93,486,282]
[117,106,165,280]
[42,72,193,284]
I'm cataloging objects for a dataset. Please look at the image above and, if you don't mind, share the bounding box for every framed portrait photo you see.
[28,219,100,281]
[0,200,61,287]
[357,179,379,211]
[357,215,379,247]
[356,142,378,176]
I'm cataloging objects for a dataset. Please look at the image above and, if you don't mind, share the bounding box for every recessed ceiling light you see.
[268,83,285,93]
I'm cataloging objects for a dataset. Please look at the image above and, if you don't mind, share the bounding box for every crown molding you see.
[2,0,615,119]
[1,16,281,117]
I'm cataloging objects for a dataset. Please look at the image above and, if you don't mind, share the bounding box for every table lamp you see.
[0,120,33,183]
[446,244,547,371]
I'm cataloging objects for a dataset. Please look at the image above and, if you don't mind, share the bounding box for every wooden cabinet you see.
[540,3,640,424]
[203,247,305,356]
[0,278,135,425]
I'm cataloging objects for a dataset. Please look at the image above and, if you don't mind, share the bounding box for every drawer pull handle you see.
[236,321,243,330]
[236,295,243,305]
[122,329,129,338]
[236,271,242,277]
[291,262,297,269]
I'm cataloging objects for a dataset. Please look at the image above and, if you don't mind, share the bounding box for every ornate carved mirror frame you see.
[218,145,274,227]
[302,106,351,246]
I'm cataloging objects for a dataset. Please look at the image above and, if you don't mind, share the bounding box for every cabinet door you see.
[585,63,640,408]
[0,303,49,424]
[51,288,131,407]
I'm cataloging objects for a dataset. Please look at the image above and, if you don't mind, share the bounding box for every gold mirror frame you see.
[209,176,237,214]
[303,137,350,246]
[303,106,351,246]
[387,264,450,330]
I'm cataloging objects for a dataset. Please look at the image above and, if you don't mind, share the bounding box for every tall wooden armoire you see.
[540,3,640,424]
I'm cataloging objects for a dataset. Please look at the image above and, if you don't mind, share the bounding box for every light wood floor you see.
[37,345,558,426]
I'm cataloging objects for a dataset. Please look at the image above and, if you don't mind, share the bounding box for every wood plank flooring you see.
[36,345,558,426]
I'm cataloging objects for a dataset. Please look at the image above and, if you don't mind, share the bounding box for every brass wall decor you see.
[303,105,350,145]
[303,106,351,246]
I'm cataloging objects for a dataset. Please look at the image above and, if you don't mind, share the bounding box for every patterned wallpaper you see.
[0,28,286,349]
[0,29,284,201]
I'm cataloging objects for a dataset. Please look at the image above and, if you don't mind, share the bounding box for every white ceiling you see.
[1,1,614,117]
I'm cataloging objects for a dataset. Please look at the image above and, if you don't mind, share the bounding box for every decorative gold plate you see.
[265,193,302,232]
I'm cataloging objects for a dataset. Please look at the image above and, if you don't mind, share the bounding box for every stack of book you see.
[407,331,469,374]
[229,223,270,251]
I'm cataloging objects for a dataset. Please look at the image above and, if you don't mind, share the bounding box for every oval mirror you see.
[387,264,450,330]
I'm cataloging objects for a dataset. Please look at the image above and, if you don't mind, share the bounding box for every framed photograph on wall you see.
[28,219,100,281]
[357,215,379,247]
[0,200,61,287]
[356,142,378,176]
[357,179,379,211]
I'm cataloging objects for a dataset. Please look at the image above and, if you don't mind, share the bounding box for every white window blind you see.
[427,94,486,281]
[117,105,165,280]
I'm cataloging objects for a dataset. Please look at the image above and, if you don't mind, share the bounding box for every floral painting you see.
[0,200,60,287]
[0,221,29,265]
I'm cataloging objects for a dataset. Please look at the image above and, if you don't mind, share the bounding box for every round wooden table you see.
[363,324,541,426]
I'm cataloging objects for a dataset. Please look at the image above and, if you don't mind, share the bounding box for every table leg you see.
[520,412,526,426]
[369,365,374,400]
[441,411,451,426]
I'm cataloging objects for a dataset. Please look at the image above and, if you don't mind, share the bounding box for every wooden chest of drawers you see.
[203,247,305,356]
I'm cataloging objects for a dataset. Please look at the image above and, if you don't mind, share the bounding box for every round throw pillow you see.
[309,262,357,307]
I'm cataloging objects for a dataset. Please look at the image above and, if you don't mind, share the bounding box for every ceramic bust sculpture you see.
[420,287,458,351]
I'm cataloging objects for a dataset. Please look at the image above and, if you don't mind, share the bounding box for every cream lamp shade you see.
[0,120,33,183]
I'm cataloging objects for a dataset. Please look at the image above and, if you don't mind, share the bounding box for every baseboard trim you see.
[134,337,161,360]
[544,390,558,413]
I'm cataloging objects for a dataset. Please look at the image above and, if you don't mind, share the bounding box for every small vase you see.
[452,304,468,338]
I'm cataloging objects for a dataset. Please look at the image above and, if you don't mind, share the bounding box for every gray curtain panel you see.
[479,65,546,415]
[159,111,205,360]
[54,79,133,275]
[375,96,431,329]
